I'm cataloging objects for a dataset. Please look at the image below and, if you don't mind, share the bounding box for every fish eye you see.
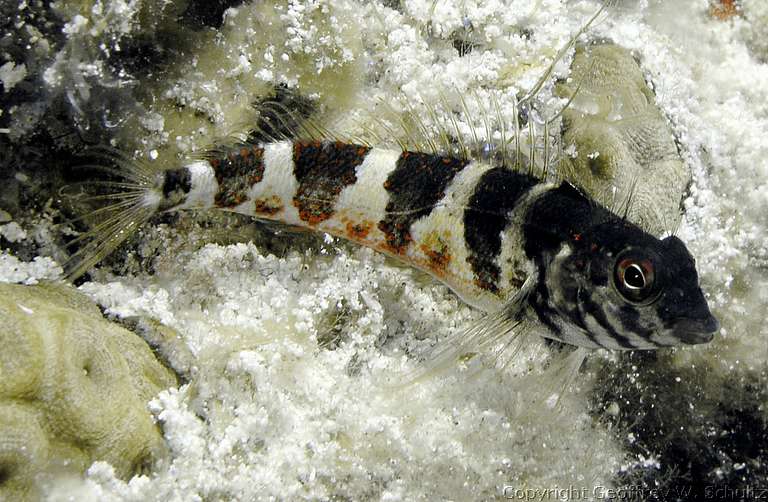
[624,263,646,289]
[614,253,657,303]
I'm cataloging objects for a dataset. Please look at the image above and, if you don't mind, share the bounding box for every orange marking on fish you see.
[378,220,414,255]
[473,277,499,294]
[292,141,305,159]
[417,231,452,274]
[298,207,334,226]
[346,220,373,240]
[420,243,451,274]
[247,147,265,185]
[390,239,411,255]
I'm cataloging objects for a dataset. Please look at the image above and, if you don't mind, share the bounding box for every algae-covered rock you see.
[556,42,690,236]
[0,283,177,501]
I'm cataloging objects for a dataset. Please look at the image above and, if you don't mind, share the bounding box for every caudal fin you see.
[60,147,164,281]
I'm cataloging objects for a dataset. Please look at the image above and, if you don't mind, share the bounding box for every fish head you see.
[541,223,719,350]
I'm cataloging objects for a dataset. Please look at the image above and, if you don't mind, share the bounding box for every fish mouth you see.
[672,315,720,345]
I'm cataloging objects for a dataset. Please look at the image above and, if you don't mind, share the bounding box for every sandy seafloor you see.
[1,0,767,500]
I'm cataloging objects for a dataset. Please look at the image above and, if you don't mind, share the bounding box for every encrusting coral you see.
[0,283,177,501]
[556,42,690,236]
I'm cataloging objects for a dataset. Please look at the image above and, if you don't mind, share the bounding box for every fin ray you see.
[383,269,540,389]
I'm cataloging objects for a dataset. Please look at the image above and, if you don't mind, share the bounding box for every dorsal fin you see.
[333,4,612,183]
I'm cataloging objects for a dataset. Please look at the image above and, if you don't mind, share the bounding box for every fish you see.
[63,132,719,351]
[61,4,718,354]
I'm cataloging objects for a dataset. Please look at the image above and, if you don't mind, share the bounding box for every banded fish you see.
[64,135,719,351]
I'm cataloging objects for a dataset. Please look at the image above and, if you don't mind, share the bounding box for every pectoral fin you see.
[389,269,540,387]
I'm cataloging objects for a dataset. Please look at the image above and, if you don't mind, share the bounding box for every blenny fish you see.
[62,4,717,353]
[65,130,718,350]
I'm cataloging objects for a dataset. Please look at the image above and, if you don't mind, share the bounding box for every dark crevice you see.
[0,465,12,485]
[590,351,768,501]
[180,0,247,30]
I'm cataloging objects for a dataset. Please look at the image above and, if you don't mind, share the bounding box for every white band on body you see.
[180,160,218,209]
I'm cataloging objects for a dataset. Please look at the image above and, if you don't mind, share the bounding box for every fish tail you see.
[60,139,278,280]
[60,148,166,281]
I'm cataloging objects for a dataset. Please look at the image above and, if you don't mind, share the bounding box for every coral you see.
[556,42,690,236]
[0,283,176,501]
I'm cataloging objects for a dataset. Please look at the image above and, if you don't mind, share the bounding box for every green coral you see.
[0,283,177,501]
[556,42,690,236]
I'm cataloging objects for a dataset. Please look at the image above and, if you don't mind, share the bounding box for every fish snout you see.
[673,314,719,345]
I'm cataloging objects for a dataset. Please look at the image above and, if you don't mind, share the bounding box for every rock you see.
[0,283,177,501]
[556,42,691,236]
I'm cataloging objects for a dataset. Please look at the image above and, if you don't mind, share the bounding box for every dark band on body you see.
[522,182,606,259]
[160,168,192,210]
[210,144,266,208]
[292,141,370,225]
[463,168,537,293]
[378,152,468,254]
